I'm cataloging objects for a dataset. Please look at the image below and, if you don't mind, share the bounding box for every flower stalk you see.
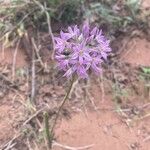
[50,76,75,141]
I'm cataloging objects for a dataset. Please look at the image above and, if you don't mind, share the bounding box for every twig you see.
[1,133,21,150]
[53,141,94,150]
[44,2,55,57]
[143,135,150,142]
[0,9,36,42]
[1,43,5,60]
[137,112,150,120]
[79,81,89,117]
[69,78,79,99]
[5,142,16,150]
[44,112,53,148]
[73,79,82,99]
[85,88,99,111]
[113,108,131,112]
[13,94,27,108]
[120,39,136,60]
[139,102,150,109]
[33,0,55,60]
[23,109,44,126]
[12,38,20,81]
[27,138,33,150]
[99,72,105,102]
[35,118,43,129]
[115,37,131,57]
[33,141,40,150]
[0,73,15,86]
[31,37,36,104]
[31,38,45,69]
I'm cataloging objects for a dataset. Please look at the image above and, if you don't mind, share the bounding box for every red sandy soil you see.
[55,109,150,150]
[0,46,27,68]
[141,0,150,9]
[121,38,150,67]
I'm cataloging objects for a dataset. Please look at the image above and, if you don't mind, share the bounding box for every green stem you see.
[50,76,75,135]
[44,112,53,148]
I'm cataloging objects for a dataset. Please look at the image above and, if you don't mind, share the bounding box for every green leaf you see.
[142,67,150,74]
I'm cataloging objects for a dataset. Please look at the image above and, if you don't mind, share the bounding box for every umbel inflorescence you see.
[54,23,111,78]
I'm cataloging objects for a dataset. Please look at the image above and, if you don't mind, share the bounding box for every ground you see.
[0,1,150,150]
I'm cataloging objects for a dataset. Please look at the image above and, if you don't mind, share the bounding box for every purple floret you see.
[54,23,112,78]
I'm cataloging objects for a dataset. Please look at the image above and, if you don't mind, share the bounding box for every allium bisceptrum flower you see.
[54,23,112,78]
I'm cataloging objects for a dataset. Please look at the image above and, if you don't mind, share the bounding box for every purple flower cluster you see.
[54,23,111,78]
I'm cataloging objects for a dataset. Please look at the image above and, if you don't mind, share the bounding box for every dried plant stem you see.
[33,0,55,60]
[44,112,53,149]
[12,38,20,81]
[53,141,94,150]
[0,9,35,42]
[1,133,21,150]
[50,76,76,136]
[31,38,45,69]
[23,109,44,126]
[44,2,55,55]
[31,37,36,104]
[1,43,5,60]
[99,72,105,102]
